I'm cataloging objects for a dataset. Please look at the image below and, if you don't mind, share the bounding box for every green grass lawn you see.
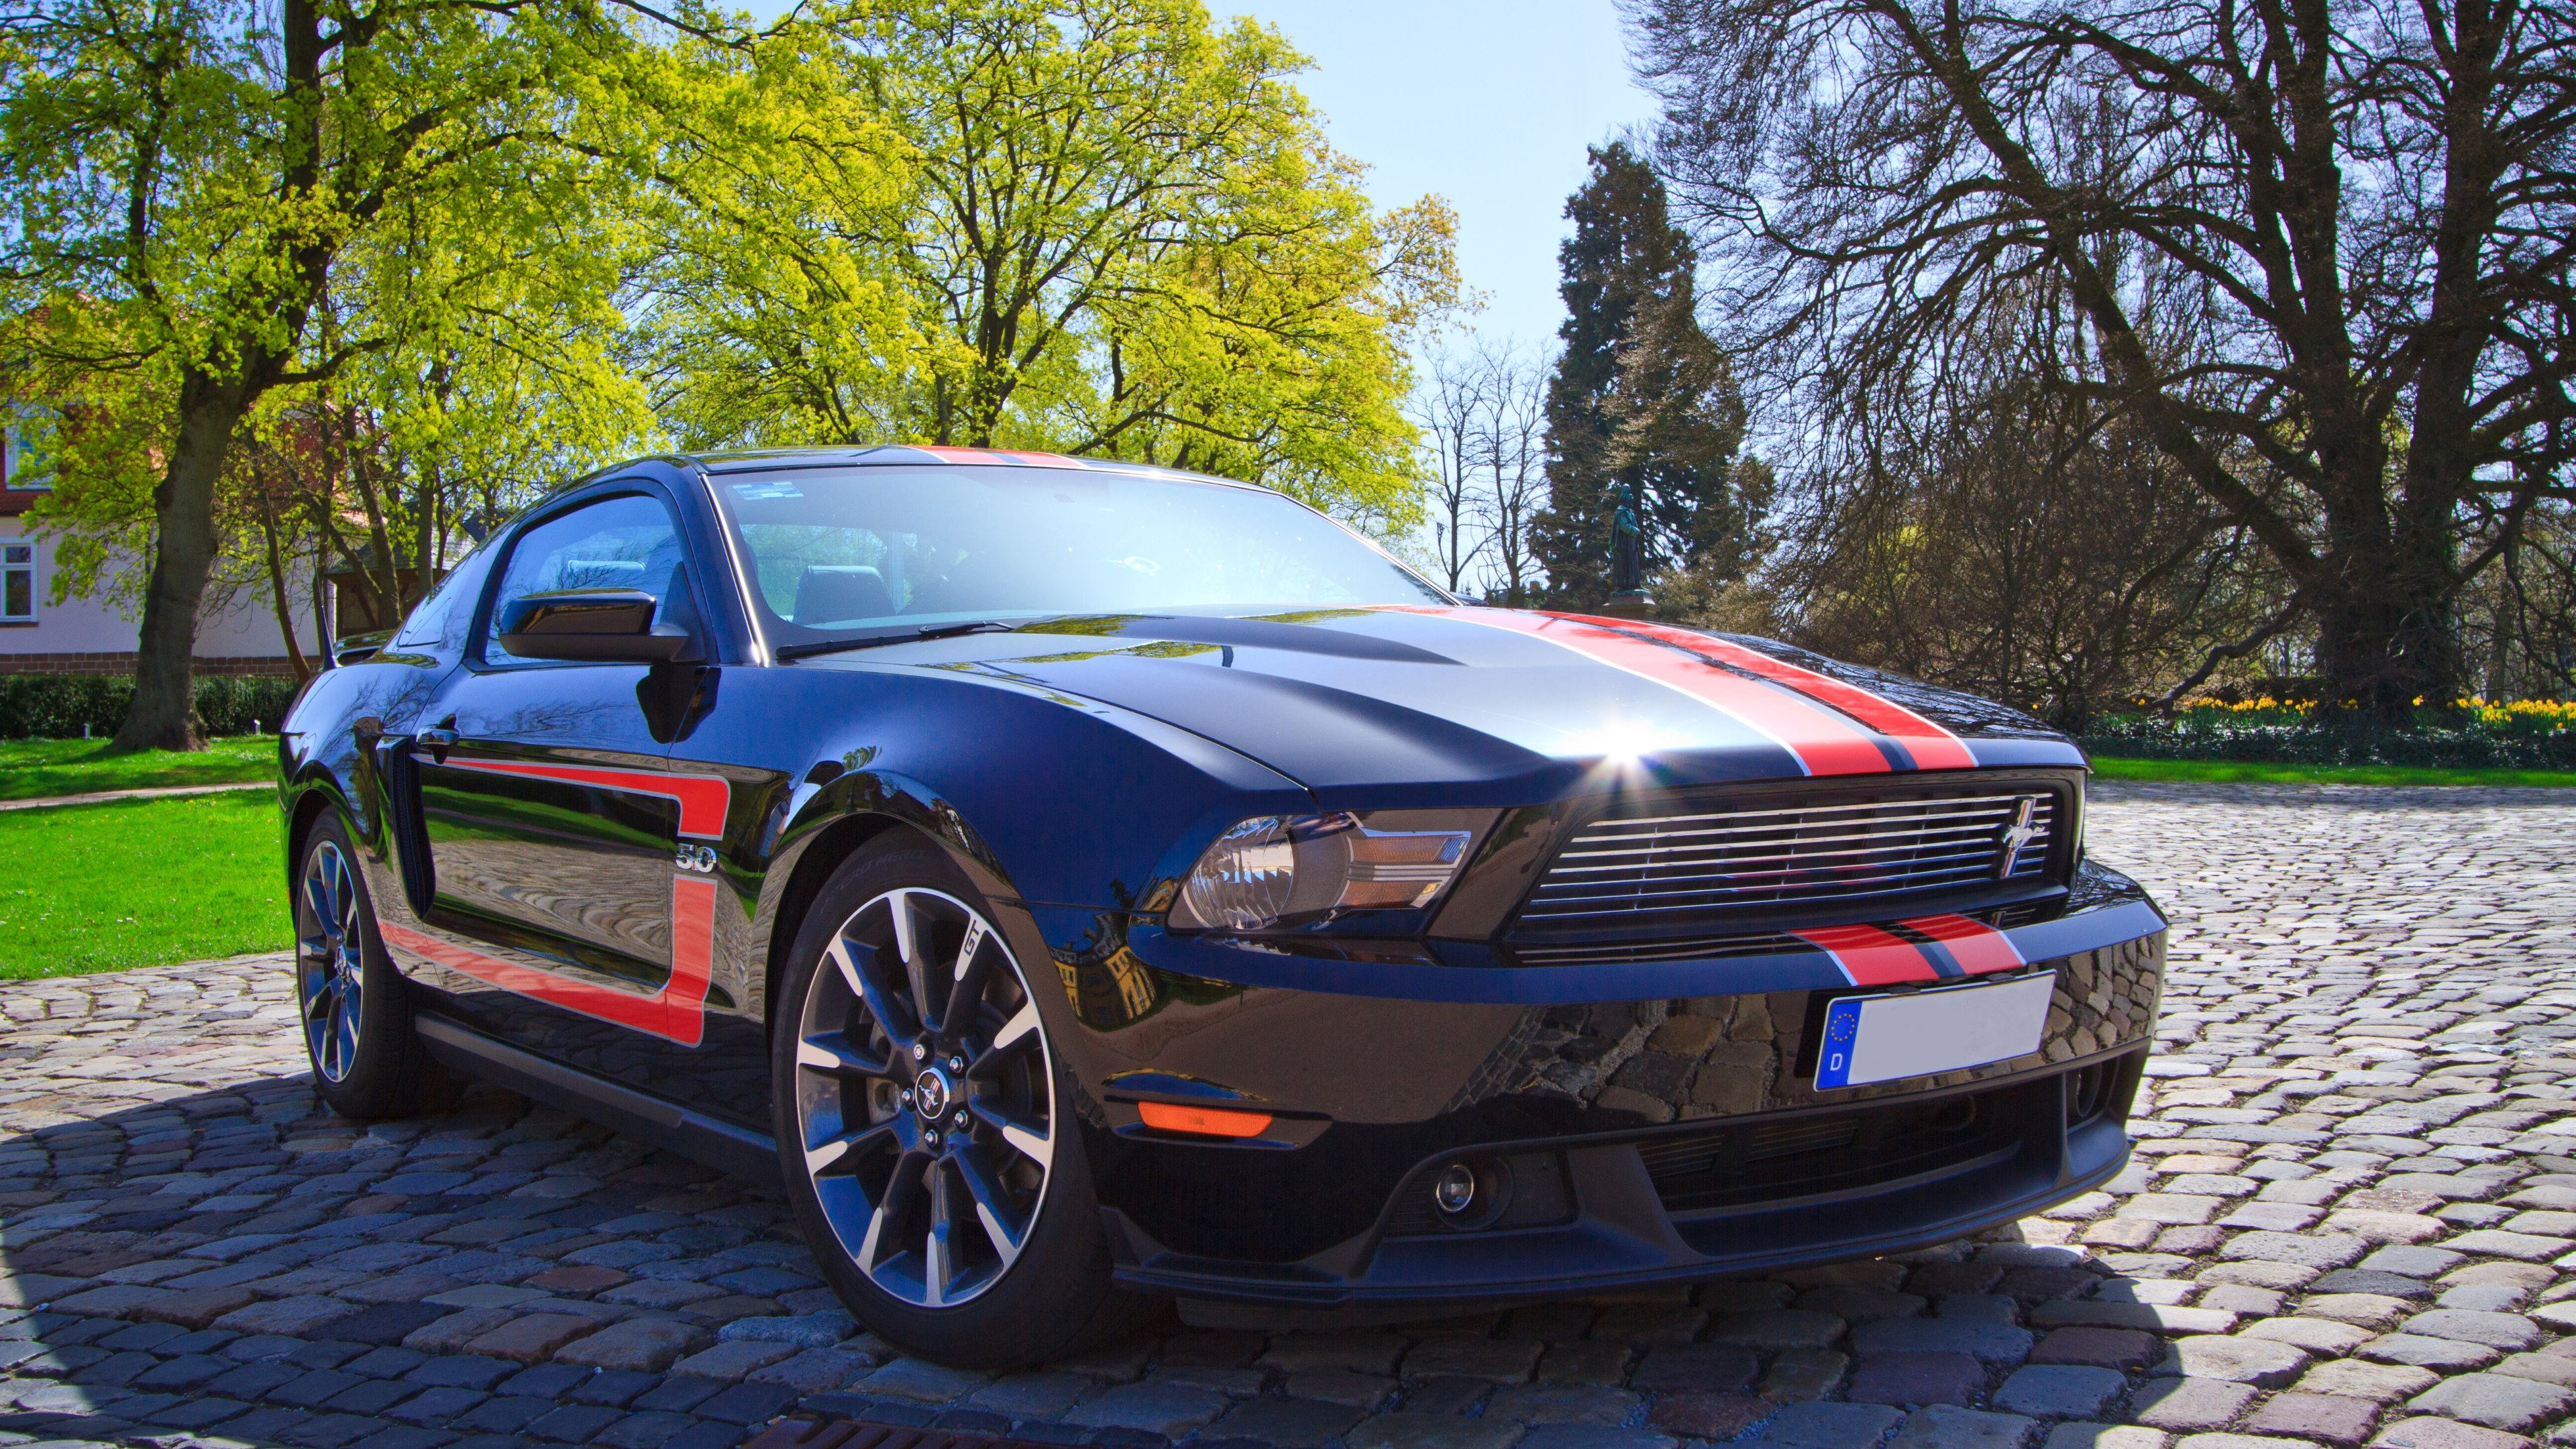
[0,792,289,979]
[2092,756,2576,787]
[0,734,276,803]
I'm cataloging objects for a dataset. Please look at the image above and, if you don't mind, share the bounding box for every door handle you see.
[417,727,458,763]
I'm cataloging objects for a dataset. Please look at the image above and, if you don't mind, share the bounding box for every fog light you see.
[1434,1163,1479,1216]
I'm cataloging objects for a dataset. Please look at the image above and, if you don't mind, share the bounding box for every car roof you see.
[676,444,1262,492]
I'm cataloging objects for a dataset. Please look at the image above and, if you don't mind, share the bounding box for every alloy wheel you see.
[794,888,1055,1307]
[296,840,366,1083]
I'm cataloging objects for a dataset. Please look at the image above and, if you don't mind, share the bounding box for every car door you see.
[386,486,732,1067]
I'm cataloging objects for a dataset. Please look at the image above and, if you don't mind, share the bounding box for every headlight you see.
[1169,809,1495,932]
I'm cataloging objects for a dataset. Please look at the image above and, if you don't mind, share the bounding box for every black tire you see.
[772,834,1154,1368]
[294,814,457,1120]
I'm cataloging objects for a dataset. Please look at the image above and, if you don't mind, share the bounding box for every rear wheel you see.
[773,836,1150,1367]
[294,815,454,1119]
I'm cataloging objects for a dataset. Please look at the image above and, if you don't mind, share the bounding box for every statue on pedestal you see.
[1601,482,1654,618]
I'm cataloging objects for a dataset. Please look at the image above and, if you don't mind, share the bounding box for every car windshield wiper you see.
[773,619,1028,661]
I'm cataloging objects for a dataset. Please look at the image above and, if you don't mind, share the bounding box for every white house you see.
[1,426,315,676]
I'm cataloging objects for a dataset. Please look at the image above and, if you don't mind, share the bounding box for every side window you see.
[392,542,488,649]
[1,541,32,623]
[480,494,684,667]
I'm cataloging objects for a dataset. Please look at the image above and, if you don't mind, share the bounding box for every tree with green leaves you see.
[1,0,655,749]
[639,0,1455,529]
[1533,142,1760,610]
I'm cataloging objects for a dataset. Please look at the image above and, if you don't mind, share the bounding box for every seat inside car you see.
[795,565,895,627]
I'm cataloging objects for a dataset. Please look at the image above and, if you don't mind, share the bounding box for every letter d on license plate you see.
[1815,973,2055,1089]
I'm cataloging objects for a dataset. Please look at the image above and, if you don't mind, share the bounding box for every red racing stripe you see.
[381,875,718,1046]
[1550,613,1978,771]
[444,758,731,839]
[1791,924,1942,985]
[1900,913,2028,975]
[1380,606,1892,776]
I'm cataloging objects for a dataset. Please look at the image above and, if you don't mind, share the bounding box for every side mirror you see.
[495,589,692,663]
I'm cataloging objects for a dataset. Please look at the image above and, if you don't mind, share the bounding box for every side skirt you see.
[413,1012,783,1188]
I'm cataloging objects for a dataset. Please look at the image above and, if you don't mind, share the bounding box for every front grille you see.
[1520,789,2056,926]
[1511,931,1809,967]
[1639,1082,2034,1215]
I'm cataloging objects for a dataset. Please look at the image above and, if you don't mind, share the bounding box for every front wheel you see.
[294,814,455,1119]
[773,836,1152,1367]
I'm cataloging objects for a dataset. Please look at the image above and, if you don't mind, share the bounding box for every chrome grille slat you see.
[1520,787,2059,924]
[1550,826,2029,867]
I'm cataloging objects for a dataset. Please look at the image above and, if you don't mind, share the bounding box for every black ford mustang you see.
[278,446,2165,1367]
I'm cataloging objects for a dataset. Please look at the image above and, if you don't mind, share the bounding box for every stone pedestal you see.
[1599,590,1655,619]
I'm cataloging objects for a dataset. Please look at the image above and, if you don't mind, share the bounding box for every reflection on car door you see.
[382,489,731,1067]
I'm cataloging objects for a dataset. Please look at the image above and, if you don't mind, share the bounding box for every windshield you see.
[704,464,1448,647]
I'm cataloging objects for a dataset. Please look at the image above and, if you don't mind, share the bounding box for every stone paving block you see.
[2243,1318,2374,1354]
[1403,1337,1543,1383]
[1346,1410,1528,1449]
[1406,1373,1495,1414]
[1707,1310,1848,1350]
[1760,1348,1851,1402]
[843,1356,987,1405]
[1890,1405,2037,1449]
[2404,1373,2573,1432]
[2220,1234,2368,1270]
[2035,1328,2162,1369]
[1652,1393,1776,1439]
[2308,1295,2425,1328]
[1752,1400,1906,1448]
[1262,1333,1409,1376]
[462,1311,598,1363]
[2367,1417,2534,1449]
[1286,1369,1401,1407]
[1485,1384,1638,1426]
[1065,1381,1231,1436]
[2399,1312,2542,1350]
[2361,1334,2506,1372]
[2040,1428,2168,1449]
[553,1316,710,1372]
[1995,1365,2128,1418]
[2133,1377,2259,1432]
[1535,1342,1631,1386]
[1205,1395,1371,1447]
[1517,1428,1676,1449]
[215,1294,362,1336]
[1851,1318,2037,1364]
[1627,1344,1756,1393]
[2489,1352,2576,1389]
[1848,1352,1987,1407]
[2241,1392,2380,1444]
[695,1379,796,1424]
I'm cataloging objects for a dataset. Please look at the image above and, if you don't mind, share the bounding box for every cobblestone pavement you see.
[5,782,2576,1449]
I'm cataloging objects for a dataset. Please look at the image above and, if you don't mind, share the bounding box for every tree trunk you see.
[253,482,313,684]
[114,372,252,753]
[2311,519,2463,720]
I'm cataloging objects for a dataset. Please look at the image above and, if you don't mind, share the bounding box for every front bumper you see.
[1026,863,2166,1311]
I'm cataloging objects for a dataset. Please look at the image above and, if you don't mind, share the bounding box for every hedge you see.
[2079,711,2576,770]
[0,674,304,739]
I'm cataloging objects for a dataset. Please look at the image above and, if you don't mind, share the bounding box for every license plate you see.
[1814,973,2055,1089]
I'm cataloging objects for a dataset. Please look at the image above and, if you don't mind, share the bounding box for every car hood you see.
[812,605,2085,806]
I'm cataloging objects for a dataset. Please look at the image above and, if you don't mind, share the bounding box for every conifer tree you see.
[1533,142,1757,609]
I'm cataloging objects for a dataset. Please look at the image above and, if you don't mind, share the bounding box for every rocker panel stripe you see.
[382,873,718,1047]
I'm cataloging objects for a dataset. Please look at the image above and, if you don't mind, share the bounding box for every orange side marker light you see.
[1136,1102,1275,1138]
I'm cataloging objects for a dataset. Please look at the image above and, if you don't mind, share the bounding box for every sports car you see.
[277,445,2165,1368]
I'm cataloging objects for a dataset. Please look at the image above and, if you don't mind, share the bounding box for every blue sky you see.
[1226,1,1660,351]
